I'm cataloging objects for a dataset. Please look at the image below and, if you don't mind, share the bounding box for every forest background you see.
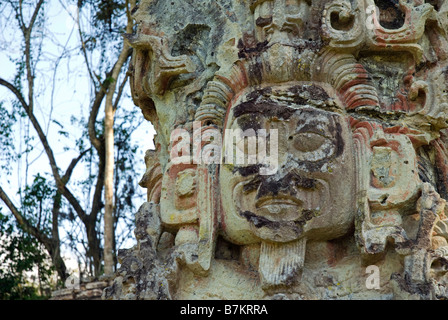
[0,0,154,299]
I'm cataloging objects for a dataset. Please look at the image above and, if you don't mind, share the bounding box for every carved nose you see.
[271,16,286,31]
[255,173,317,200]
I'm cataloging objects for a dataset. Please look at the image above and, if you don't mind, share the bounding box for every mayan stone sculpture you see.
[103,0,448,300]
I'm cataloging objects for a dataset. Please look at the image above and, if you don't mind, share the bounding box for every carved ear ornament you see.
[321,0,364,50]
[364,0,435,62]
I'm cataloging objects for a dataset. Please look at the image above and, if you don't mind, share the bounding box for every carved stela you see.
[104,0,448,300]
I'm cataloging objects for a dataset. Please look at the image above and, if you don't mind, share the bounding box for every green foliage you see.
[112,106,144,246]
[0,0,145,292]
[0,209,55,300]
[20,174,56,236]
[74,0,130,81]
[0,174,58,299]
[115,122,137,212]
[77,0,126,34]
[0,102,17,174]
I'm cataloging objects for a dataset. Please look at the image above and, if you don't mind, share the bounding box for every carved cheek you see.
[219,169,261,245]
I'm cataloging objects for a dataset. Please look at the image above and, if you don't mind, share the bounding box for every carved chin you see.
[239,209,319,243]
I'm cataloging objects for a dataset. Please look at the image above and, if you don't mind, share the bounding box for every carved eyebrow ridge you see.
[233,100,296,119]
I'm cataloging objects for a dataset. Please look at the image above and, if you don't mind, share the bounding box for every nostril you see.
[256,16,273,27]
[296,177,316,189]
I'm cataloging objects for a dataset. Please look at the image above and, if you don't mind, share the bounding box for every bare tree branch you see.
[27,0,44,32]
[0,185,50,246]
[62,148,92,184]
[77,11,99,89]
[88,87,106,152]
[87,47,131,152]
[0,77,29,109]
[113,72,130,112]
[104,0,136,275]
[0,77,88,222]
[21,0,44,112]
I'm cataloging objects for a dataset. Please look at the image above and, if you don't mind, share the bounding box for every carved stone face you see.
[250,0,316,84]
[253,0,311,43]
[220,85,356,244]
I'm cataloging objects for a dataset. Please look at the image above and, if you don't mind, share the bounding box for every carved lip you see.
[255,196,301,209]
[254,196,313,222]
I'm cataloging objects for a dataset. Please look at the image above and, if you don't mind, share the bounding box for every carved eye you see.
[290,132,335,162]
[235,130,259,157]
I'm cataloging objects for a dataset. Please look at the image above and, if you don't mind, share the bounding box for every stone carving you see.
[125,33,196,96]
[104,0,448,300]
[219,85,357,292]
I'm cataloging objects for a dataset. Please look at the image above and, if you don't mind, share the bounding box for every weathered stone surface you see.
[51,289,74,298]
[85,281,109,290]
[105,0,448,300]
[51,280,111,300]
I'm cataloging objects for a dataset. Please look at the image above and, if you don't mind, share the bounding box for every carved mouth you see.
[255,196,301,209]
[255,196,303,218]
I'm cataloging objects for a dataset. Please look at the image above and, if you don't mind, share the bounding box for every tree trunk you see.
[103,0,135,276]
[104,105,115,276]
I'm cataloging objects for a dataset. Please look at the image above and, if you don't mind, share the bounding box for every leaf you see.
[58,130,69,137]
[52,119,63,128]
[105,76,116,85]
